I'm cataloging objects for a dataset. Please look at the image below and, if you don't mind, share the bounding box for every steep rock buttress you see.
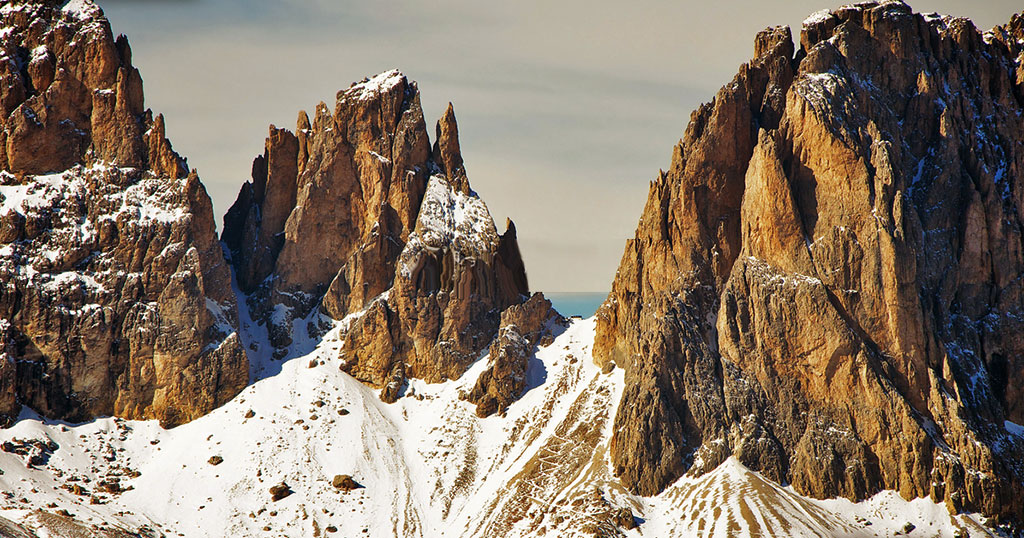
[595,0,1024,524]
[0,0,248,427]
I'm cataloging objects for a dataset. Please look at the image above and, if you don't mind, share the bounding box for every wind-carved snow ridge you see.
[399,175,498,279]
[343,69,405,102]
[635,456,995,538]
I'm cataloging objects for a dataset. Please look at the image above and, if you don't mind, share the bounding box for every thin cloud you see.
[101,0,1023,292]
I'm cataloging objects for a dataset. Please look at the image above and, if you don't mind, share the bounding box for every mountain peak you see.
[0,0,248,428]
[223,70,529,395]
[596,1,1024,522]
[339,69,407,103]
[433,101,469,194]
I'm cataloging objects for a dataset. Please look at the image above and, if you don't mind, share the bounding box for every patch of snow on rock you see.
[399,175,497,278]
[343,69,405,102]
[61,0,100,20]
[803,9,832,27]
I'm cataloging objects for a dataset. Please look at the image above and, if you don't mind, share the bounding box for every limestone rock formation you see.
[222,70,434,353]
[466,292,563,417]
[0,0,248,427]
[595,0,1024,523]
[356,172,530,393]
[222,70,530,398]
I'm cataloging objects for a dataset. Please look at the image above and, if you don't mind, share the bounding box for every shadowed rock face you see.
[595,1,1024,523]
[222,71,530,399]
[466,292,564,418]
[0,0,248,427]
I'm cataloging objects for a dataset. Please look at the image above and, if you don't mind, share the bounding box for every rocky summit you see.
[0,0,247,427]
[596,0,1024,524]
[222,71,530,401]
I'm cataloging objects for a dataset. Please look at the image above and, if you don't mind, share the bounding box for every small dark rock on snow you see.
[613,507,637,530]
[332,475,361,492]
[269,482,293,501]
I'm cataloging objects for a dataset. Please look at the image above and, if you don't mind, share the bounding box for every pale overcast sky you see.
[100,0,1020,292]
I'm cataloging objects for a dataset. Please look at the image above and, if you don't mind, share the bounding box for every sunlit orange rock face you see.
[0,0,248,428]
[222,71,530,401]
[595,1,1024,523]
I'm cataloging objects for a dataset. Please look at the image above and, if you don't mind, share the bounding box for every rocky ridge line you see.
[595,0,1024,524]
[222,71,532,402]
[0,0,248,427]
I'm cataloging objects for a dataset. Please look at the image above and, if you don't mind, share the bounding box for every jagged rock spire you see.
[433,102,470,194]
[223,70,530,396]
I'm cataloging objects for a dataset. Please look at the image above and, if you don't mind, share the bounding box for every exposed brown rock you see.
[613,507,637,530]
[0,0,248,428]
[269,482,292,501]
[223,70,432,353]
[221,125,297,292]
[433,102,469,194]
[331,474,361,491]
[342,175,529,397]
[378,361,405,405]
[595,2,1024,523]
[224,70,530,396]
[496,219,530,302]
[466,293,563,417]
[145,113,187,180]
[0,341,18,422]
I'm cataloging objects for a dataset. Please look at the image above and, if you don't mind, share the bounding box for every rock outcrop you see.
[222,70,434,353]
[595,0,1024,524]
[0,0,248,427]
[466,292,562,417]
[222,70,530,398]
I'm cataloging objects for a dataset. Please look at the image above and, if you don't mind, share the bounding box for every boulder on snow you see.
[332,474,361,492]
[614,507,637,530]
[269,482,292,501]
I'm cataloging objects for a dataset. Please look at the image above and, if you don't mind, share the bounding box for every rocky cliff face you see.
[595,0,1024,523]
[222,71,530,400]
[466,292,563,417]
[0,0,248,427]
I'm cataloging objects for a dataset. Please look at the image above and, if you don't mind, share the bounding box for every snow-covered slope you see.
[0,306,1003,537]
